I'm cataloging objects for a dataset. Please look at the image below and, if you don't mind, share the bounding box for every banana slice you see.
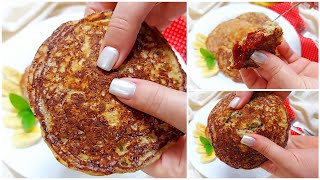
[193,129,205,138]
[200,152,216,163]
[196,33,207,44]
[3,112,22,129]
[196,146,206,154]
[196,59,207,67]
[193,41,205,50]
[194,138,202,145]
[3,66,22,85]
[12,127,41,148]
[2,79,21,97]
[2,97,16,112]
[196,123,206,131]
[202,66,219,77]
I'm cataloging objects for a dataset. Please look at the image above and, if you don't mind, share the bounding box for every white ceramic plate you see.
[1,11,185,178]
[187,98,271,178]
[188,3,301,90]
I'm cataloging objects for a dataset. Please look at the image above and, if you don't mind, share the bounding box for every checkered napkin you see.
[162,16,187,62]
[269,2,319,62]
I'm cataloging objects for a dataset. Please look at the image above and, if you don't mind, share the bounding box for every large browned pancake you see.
[27,11,185,175]
[207,92,290,169]
[206,12,270,82]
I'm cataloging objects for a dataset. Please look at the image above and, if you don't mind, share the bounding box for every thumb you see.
[108,78,186,133]
[240,134,291,170]
[229,91,253,109]
[97,2,156,71]
[251,51,303,88]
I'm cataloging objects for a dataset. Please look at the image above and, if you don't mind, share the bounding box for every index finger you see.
[277,41,301,63]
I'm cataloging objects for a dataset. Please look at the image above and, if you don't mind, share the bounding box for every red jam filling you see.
[232,32,265,69]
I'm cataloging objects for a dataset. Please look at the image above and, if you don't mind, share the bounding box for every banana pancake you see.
[27,11,185,175]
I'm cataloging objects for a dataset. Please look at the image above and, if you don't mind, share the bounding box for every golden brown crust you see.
[27,11,185,175]
[207,92,290,169]
[206,12,270,82]
[20,66,30,101]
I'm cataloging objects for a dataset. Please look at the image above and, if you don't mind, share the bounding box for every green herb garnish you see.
[199,136,213,155]
[200,48,215,69]
[9,93,36,133]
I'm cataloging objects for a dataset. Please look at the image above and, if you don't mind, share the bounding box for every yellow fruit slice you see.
[196,59,207,67]
[200,152,216,163]
[193,41,205,50]
[196,33,207,44]
[194,138,202,145]
[193,129,205,138]
[3,66,21,85]
[202,66,219,77]
[12,127,41,148]
[3,112,22,129]
[196,123,206,131]
[2,97,16,112]
[2,79,21,97]
[196,146,206,154]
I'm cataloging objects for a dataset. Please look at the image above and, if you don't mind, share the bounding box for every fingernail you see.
[109,79,136,99]
[97,46,119,71]
[251,51,268,64]
[241,135,256,147]
[229,97,241,108]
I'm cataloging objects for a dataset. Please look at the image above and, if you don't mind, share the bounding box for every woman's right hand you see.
[241,134,318,177]
[240,41,318,89]
[229,91,319,177]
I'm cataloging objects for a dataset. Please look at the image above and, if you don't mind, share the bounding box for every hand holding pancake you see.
[240,41,318,89]
[84,2,186,71]
[109,78,186,177]
[241,134,318,177]
[229,91,318,177]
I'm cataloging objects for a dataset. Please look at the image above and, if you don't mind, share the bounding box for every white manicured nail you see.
[251,51,268,64]
[109,79,136,99]
[241,135,256,147]
[229,97,241,108]
[97,46,119,71]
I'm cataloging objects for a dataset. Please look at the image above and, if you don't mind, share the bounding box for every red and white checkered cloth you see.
[162,16,187,63]
[269,2,319,62]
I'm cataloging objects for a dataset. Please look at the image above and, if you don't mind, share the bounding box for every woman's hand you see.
[84,2,186,71]
[228,91,318,177]
[241,134,318,177]
[229,91,290,109]
[240,41,318,89]
[108,78,186,177]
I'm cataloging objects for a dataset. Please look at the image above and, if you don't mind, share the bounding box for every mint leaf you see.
[204,144,213,155]
[206,57,214,69]
[9,93,30,111]
[18,109,33,118]
[200,136,214,155]
[199,136,211,145]
[199,48,215,69]
[200,48,213,58]
[21,112,36,133]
